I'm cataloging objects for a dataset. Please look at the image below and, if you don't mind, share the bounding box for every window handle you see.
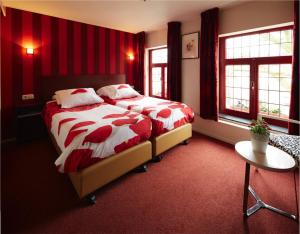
[251,81,255,90]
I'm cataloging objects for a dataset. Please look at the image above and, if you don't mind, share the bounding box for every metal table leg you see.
[243,162,297,221]
[247,185,297,220]
[243,163,250,216]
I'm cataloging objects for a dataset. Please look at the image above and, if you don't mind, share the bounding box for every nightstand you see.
[16,103,46,142]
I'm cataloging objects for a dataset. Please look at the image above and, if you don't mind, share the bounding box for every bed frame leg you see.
[182,139,189,145]
[86,194,97,205]
[152,155,162,163]
[135,164,148,173]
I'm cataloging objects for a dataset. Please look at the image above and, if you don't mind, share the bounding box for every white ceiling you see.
[3,0,243,33]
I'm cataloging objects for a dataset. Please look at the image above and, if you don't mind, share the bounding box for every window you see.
[220,26,293,127]
[149,48,168,99]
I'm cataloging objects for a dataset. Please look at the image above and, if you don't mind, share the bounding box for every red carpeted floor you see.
[1,132,299,233]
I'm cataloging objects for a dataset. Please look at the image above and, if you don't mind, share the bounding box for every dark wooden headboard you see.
[39,74,126,102]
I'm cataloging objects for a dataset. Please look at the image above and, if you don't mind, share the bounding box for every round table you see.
[235,141,297,220]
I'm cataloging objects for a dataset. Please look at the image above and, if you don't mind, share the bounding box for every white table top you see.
[235,141,296,172]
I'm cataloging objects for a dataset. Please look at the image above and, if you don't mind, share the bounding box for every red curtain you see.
[200,8,219,120]
[167,22,182,101]
[288,1,299,135]
[134,31,145,94]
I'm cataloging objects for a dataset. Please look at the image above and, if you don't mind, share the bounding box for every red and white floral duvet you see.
[43,101,151,173]
[102,96,194,137]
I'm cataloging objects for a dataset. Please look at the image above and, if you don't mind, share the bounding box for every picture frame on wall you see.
[182,32,199,59]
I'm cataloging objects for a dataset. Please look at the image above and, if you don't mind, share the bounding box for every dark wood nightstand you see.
[16,103,46,142]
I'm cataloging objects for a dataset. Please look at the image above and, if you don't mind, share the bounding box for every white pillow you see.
[96,84,140,99]
[52,95,61,105]
[55,88,104,108]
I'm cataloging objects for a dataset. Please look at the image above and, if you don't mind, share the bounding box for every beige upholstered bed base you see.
[69,141,151,198]
[152,123,192,157]
[49,132,151,199]
[48,123,191,198]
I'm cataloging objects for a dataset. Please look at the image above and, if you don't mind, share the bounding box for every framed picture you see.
[182,32,199,59]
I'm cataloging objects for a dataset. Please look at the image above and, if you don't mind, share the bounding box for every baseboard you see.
[192,129,235,145]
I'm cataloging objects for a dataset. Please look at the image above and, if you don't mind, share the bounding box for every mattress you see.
[102,96,194,136]
[43,101,152,173]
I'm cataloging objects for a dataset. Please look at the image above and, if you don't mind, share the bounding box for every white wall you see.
[145,1,294,144]
[180,17,250,144]
[219,0,294,35]
[146,28,167,48]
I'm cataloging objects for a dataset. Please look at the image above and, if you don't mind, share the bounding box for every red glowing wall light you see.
[128,53,134,61]
[26,48,34,55]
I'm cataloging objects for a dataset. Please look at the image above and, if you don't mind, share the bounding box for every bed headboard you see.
[39,74,126,102]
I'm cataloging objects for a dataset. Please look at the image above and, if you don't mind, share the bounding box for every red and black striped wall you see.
[1,7,137,139]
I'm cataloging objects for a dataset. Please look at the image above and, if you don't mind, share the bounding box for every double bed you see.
[40,75,152,203]
[39,75,194,203]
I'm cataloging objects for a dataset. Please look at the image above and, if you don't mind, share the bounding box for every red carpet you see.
[2,132,299,233]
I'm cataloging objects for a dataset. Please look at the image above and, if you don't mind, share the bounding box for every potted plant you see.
[249,119,271,154]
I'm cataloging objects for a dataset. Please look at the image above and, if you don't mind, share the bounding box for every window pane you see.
[259,102,268,115]
[280,105,289,118]
[225,65,250,113]
[234,88,241,99]
[226,87,233,98]
[280,43,292,56]
[226,48,233,59]
[226,38,234,48]
[270,31,280,44]
[280,78,291,91]
[242,47,250,58]
[233,37,242,47]
[259,90,268,102]
[151,67,162,96]
[151,48,167,64]
[250,34,259,46]
[259,45,269,57]
[241,78,249,88]
[280,64,292,77]
[259,78,268,90]
[226,76,233,87]
[233,99,242,110]
[280,92,290,105]
[259,65,269,78]
[241,100,249,112]
[234,65,242,76]
[242,89,249,100]
[269,44,280,56]
[269,91,279,104]
[225,29,293,59]
[226,98,233,109]
[226,65,234,76]
[281,30,292,43]
[241,36,250,47]
[234,77,242,87]
[269,64,280,77]
[269,78,279,90]
[233,48,241,58]
[260,33,269,45]
[269,104,280,116]
[241,69,249,77]
[258,64,292,119]
[250,46,259,57]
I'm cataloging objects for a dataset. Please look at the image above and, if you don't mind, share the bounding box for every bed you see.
[101,90,194,161]
[39,75,152,203]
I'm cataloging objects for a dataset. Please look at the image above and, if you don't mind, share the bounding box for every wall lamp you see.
[26,48,34,55]
[128,53,134,61]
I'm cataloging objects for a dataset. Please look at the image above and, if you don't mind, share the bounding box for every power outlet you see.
[22,94,35,100]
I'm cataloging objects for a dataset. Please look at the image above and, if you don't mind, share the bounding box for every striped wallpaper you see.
[1,7,137,139]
